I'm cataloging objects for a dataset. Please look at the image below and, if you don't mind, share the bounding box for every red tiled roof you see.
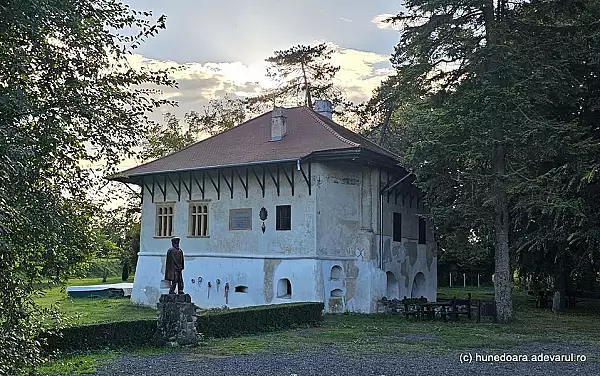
[115,106,399,177]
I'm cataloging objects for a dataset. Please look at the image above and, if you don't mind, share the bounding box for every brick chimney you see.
[314,99,332,120]
[271,107,287,141]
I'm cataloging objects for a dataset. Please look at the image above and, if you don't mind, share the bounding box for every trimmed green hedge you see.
[43,319,157,352]
[43,302,324,352]
[197,302,324,338]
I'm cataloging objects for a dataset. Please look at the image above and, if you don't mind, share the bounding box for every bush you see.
[43,320,157,352]
[43,302,324,352]
[121,263,130,281]
[71,258,123,279]
[196,302,324,338]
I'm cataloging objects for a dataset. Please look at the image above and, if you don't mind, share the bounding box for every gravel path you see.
[92,342,600,376]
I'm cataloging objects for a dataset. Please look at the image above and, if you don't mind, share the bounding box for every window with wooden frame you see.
[189,202,209,237]
[276,205,291,231]
[393,212,402,242]
[156,203,175,238]
[418,218,427,244]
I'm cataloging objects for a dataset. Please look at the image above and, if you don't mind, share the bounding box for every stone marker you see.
[156,293,199,347]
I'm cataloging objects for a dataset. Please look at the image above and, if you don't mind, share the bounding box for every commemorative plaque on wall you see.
[229,208,252,230]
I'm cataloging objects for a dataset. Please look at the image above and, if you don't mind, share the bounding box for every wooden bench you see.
[401,296,427,319]
[446,293,472,321]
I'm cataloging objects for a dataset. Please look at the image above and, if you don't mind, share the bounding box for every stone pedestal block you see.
[156,293,199,347]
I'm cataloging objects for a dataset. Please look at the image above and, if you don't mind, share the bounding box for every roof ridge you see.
[304,107,361,148]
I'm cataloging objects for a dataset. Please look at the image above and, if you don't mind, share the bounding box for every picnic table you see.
[409,294,473,321]
[420,300,452,320]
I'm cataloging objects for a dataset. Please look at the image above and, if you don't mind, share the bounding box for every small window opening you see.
[277,278,292,298]
[330,265,343,280]
[234,285,248,293]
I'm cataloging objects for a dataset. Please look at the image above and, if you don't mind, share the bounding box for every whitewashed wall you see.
[131,161,437,311]
[132,163,318,306]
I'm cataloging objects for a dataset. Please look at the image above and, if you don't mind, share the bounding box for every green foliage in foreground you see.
[0,0,176,374]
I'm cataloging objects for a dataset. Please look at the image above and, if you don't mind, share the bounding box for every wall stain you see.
[400,260,410,289]
[405,241,418,267]
[263,259,281,304]
[342,261,359,302]
[426,244,435,271]
[382,239,392,266]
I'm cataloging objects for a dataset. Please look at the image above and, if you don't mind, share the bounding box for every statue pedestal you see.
[156,293,199,347]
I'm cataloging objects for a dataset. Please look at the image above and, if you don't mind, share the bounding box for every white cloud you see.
[126,44,393,118]
[329,45,393,103]
[372,13,402,31]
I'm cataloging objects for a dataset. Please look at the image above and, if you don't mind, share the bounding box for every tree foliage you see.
[248,43,343,110]
[0,0,175,373]
[185,94,247,137]
[370,0,600,320]
[139,112,196,162]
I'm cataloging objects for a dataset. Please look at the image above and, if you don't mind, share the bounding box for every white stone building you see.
[110,100,437,313]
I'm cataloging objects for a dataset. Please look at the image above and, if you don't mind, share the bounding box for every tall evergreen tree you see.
[375,0,600,320]
[248,43,342,109]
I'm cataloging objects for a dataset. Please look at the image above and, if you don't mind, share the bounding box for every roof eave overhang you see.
[107,158,303,185]
[108,148,403,185]
[304,148,402,169]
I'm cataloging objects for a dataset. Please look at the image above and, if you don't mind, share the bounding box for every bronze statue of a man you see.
[165,237,185,294]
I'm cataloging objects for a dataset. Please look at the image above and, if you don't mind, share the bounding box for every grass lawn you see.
[196,286,600,358]
[35,277,156,325]
[38,285,600,375]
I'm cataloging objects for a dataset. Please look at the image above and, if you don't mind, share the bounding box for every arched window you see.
[277,278,292,298]
[330,265,343,280]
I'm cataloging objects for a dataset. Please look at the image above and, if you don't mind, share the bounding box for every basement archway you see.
[410,272,427,298]
[386,271,399,299]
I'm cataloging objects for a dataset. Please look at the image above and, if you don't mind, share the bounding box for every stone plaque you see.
[229,208,252,230]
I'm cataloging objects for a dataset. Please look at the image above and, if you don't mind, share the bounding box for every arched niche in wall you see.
[330,289,344,298]
[410,272,427,298]
[386,271,399,299]
[277,278,292,298]
[330,265,343,280]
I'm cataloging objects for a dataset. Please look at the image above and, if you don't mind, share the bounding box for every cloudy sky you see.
[123,0,403,121]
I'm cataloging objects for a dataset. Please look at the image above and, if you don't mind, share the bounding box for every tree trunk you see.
[492,143,513,322]
[378,108,393,146]
[552,253,566,313]
[301,63,311,106]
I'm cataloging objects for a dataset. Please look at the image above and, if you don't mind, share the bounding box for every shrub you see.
[43,320,157,352]
[43,302,324,352]
[121,263,130,281]
[71,258,123,279]
[196,302,324,338]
